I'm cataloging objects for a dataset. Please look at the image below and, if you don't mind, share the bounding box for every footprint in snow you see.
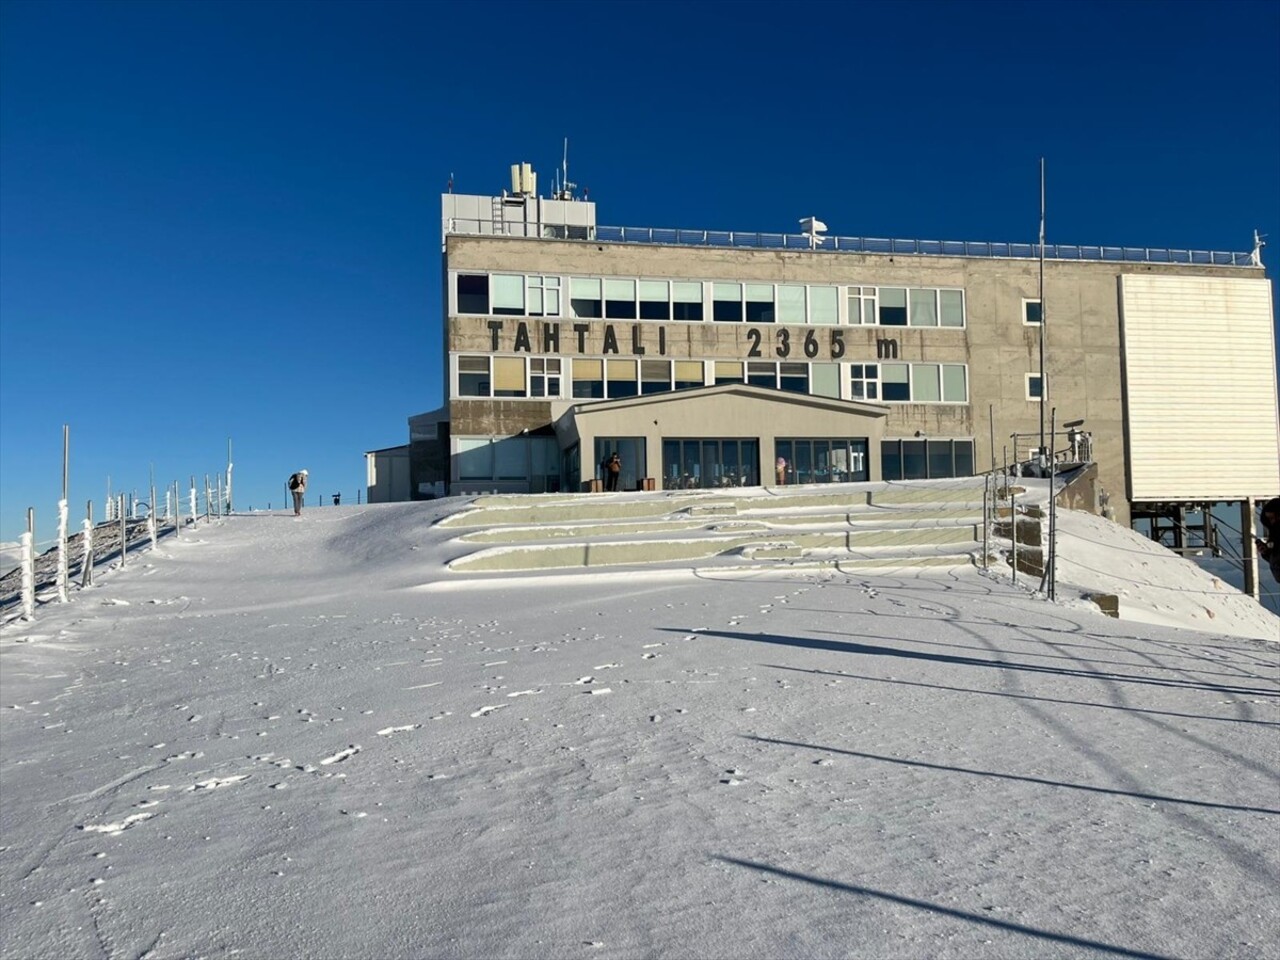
[470,705,507,718]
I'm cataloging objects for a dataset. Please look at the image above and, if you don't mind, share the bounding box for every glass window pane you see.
[745,284,774,323]
[714,361,743,383]
[493,437,527,479]
[745,283,773,301]
[493,357,526,396]
[882,363,909,401]
[810,286,838,325]
[492,274,525,313]
[863,299,876,325]
[571,277,601,298]
[811,363,839,398]
[777,285,806,323]
[607,359,637,380]
[713,282,742,322]
[458,439,492,479]
[902,439,927,479]
[942,364,967,402]
[915,364,941,402]
[927,441,952,479]
[879,287,907,325]
[672,281,702,301]
[909,288,938,326]
[747,362,776,387]
[940,290,964,326]
[779,362,808,393]
[604,278,635,300]
[955,440,975,476]
[674,361,704,387]
[639,280,668,301]
[881,440,902,481]
[1025,300,1042,324]
[458,355,489,396]
[457,274,489,314]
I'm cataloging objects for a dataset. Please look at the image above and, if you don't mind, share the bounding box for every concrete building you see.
[390,162,1279,533]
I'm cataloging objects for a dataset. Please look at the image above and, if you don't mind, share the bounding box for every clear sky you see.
[2,0,1278,542]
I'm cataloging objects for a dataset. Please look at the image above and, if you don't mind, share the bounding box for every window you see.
[865,362,968,403]
[879,287,907,326]
[849,363,879,401]
[745,284,774,323]
[570,278,602,319]
[779,439,869,483]
[713,282,743,322]
[1027,373,1043,401]
[604,278,636,320]
[778,285,806,324]
[674,360,705,389]
[811,363,840,398]
[493,357,526,397]
[573,358,604,399]
[528,276,561,317]
[942,364,967,402]
[1024,299,1042,325]
[672,282,703,321]
[457,439,492,479]
[810,286,838,325]
[882,363,910,401]
[531,357,561,398]
[606,359,638,398]
[880,439,976,481]
[779,362,809,394]
[909,288,938,327]
[457,275,489,314]
[714,361,744,385]
[747,361,776,388]
[492,275,525,316]
[458,356,490,396]
[940,290,965,327]
[641,359,671,395]
[639,280,670,321]
[914,364,941,402]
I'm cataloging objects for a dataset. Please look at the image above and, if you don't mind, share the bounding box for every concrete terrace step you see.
[447,527,983,574]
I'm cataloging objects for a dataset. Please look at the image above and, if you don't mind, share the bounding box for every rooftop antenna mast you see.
[556,137,577,201]
[1038,157,1047,458]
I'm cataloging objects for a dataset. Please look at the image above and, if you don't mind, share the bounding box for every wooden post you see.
[1241,498,1260,602]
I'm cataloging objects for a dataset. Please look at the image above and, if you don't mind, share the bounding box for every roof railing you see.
[444,218,1257,267]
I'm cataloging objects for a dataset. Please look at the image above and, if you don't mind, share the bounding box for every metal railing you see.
[444,218,1257,267]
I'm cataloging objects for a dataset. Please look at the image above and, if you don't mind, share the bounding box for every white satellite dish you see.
[799,216,828,249]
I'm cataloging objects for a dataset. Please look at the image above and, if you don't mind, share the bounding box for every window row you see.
[456,356,969,404]
[881,439,975,481]
[454,273,966,327]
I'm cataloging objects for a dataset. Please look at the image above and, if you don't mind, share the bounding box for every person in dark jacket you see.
[288,469,308,517]
[605,453,622,492]
[1258,497,1280,584]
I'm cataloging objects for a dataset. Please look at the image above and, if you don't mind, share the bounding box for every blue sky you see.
[2,0,1278,543]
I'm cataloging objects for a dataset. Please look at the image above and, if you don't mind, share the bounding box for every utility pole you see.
[1038,157,1047,457]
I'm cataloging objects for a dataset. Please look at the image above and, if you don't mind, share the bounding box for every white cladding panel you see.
[1120,274,1279,501]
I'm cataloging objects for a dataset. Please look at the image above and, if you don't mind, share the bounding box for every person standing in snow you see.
[288,469,308,517]
[1257,497,1280,584]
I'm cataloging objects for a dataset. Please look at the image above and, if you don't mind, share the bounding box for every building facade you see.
[402,166,1280,528]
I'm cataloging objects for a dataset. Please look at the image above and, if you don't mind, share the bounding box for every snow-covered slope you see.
[1,496,1276,960]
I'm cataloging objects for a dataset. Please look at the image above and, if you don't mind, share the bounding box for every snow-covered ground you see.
[1,493,1276,960]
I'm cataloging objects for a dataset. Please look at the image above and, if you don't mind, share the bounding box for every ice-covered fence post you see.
[148,483,158,548]
[20,508,35,619]
[119,494,128,567]
[81,500,94,588]
[1010,486,1018,586]
[226,438,233,514]
[204,475,211,521]
[55,424,70,602]
[215,475,223,519]
[189,477,198,529]
[55,498,69,602]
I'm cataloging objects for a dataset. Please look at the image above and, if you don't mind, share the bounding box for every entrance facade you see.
[661,438,760,490]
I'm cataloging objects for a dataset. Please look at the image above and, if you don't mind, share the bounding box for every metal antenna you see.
[1038,157,1047,457]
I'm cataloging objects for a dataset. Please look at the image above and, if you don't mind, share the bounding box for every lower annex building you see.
[366,162,1280,530]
